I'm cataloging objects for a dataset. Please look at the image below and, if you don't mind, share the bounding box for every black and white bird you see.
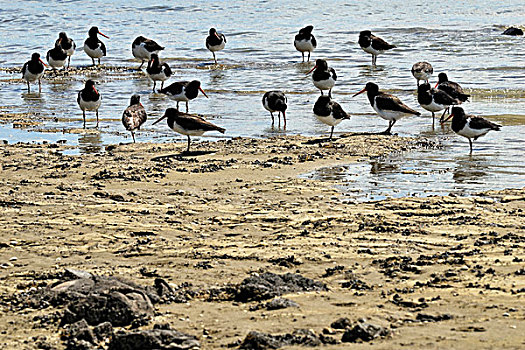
[417,83,460,127]
[159,80,208,113]
[84,26,109,66]
[206,28,227,64]
[358,30,396,66]
[146,53,172,92]
[444,107,501,154]
[306,59,337,97]
[46,41,67,71]
[411,61,433,86]
[132,36,164,69]
[122,95,147,143]
[21,53,46,93]
[294,25,317,62]
[55,32,76,68]
[77,80,102,128]
[313,95,350,140]
[152,108,225,152]
[353,82,420,134]
[435,72,470,122]
[262,91,287,128]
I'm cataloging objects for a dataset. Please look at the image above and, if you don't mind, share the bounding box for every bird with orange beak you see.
[84,26,109,66]
[306,59,337,97]
[206,28,227,64]
[22,53,47,93]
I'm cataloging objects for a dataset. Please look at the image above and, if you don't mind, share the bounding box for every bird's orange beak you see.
[443,113,454,123]
[98,31,109,39]
[92,86,98,95]
[199,87,209,98]
[39,58,47,67]
[434,82,439,88]
[352,87,367,97]
[306,65,317,75]
[152,114,167,125]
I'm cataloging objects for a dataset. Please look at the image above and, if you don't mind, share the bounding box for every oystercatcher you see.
[358,30,396,66]
[353,82,420,134]
[313,95,350,140]
[152,108,225,152]
[435,72,470,122]
[262,91,287,128]
[21,53,46,93]
[417,83,460,127]
[77,80,102,128]
[132,36,164,69]
[146,53,172,92]
[444,107,501,154]
[411,61,433,86]
[306,59,337,97]
[46,41,67,71]
[294,25,317,62]
[84,26,109,66]
[159,80,208,113]
[55,32,76,68]
[206,28,226,64]
[122,95,147,143]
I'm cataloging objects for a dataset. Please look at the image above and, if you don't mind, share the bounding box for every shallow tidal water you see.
[0,0,524,200]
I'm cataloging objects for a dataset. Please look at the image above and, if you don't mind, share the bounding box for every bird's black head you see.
[275,99,287,112]
[85,79,96,89]
[58,32,68,40]
[130,94,141,105]
[88,26,99,37]
[209,28,217,35]
[316,95,331,105]
[133,36,146,45]
[300,25,314,34]
[150,53,159,61]
[450,106,465,117]
[360,30,372,37]
[437,72,449,83]
[365,82,379,94]
[31,52,41,61]
[418,82,431,93]
[315,59,328,69]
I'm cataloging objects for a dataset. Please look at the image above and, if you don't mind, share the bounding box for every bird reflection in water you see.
[78,132,103,154]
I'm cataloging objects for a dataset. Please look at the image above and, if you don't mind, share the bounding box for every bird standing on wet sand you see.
[358,30,396,66]
[206,28,227,64]
[77,79,102,128]
[262,91,287,128]
[313,95,350,140]
[146,53,172,92]
[159,80,208,113]
[132,36,164,69]
[84,26,109,66]
[353,82,420,134]
[294,25,317,62]
[411,61,433,86]
[417,82,460,127]
[306,59,337,97]
[22,53,46,93]
[152,108,225,152]
[435,72,470,122]
[46,41,68,71]
[56,32,76,69]
[122,95,147,143]
[444,107,501,154]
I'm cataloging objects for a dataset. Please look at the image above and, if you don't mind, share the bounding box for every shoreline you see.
[0,135,523,349]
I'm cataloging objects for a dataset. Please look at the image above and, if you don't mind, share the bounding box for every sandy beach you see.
[0,134,523,349]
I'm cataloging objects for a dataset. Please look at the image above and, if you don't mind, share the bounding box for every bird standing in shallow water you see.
[46,41,68,71]
[159,80,208,113]
[122,95,147,143]
[84,26,109,66]
[152,108,225,153]
[353,82,420,134]
[411,61,433,86]
[22,53,46,93]
[132,36,164,69]
[55,32,76,69]
[306,59,337,97]
[358,30,396,66]
[146,53,172,92]
[313,95,350,140]
[435,72,470,122]
[77,80,102,128]
[294,25,317,62]
[206,28,226,64]
[262,91,287,128]
[444,107,501,154]
[417,82,460,127]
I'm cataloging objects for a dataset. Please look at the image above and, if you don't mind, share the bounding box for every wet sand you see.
[0,135,523,349]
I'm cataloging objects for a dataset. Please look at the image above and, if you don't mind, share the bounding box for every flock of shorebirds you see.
[20,25,501,153]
